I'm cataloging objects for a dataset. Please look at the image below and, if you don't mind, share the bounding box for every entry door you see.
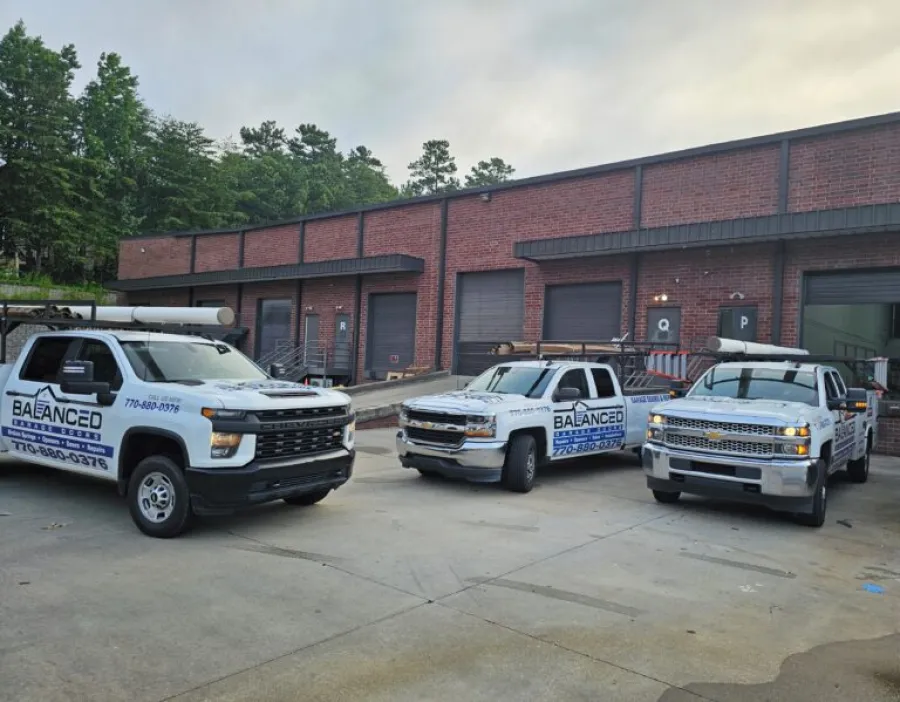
[304,314,323,371]
[2,336,118,476]
[549,368,624,460]
[333,313,351,369]
[256,299,292,361]
[825,371,853,467]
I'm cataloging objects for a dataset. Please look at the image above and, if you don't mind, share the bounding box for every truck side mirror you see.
[552,386,581,403]
[845,388,868,413]
[268,363,286,379]
[826,398,847,412]
[59,360,111,397]
[669,380,688,398]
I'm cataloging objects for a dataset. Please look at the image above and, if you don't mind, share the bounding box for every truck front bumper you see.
[185,449,355,515]
[642,443,818,512]
[396,430,507,483]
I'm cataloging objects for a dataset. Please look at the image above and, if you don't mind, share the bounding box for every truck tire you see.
[502,434,537,493]
[127,455,193,538]
[846,442,870,484]
[283,488,331,506]
[417,469,441,479]
[795,459,827,527]
[652,490,681,504]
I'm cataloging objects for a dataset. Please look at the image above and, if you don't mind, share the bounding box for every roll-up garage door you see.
[367,293,417,380]
[805,269,900,305]
[455,269,525,375]
[543,282,623,341]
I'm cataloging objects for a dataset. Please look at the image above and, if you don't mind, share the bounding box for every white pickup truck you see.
[396,360,669,492]
[0,307,356,538]
[643,360,877,526]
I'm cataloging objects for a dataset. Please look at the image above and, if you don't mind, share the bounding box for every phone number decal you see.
[9,439,109,470]
[124,398,181,413]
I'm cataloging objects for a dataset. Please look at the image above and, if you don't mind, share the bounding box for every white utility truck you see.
[396,357,670,492]
[643,337,878,526]
[0,301,355,538]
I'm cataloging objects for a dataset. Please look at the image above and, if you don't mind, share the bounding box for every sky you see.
[3,0,899,184]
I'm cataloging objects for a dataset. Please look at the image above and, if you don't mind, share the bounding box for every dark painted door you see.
[304,314,322,372]
[333,313,351,371]
[255,299,292,361]
[367,293,417,380]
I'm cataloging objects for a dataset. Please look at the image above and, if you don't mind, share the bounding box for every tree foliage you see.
[0,21,515,285]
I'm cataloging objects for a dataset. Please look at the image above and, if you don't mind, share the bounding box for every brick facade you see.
[116,111,900,408]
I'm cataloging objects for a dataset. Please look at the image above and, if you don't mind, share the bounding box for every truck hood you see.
[653,396,818,425]
[155,379,350,410]
[403,391,540,415]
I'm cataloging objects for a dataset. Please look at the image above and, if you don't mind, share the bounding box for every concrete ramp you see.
[346,372,472,427]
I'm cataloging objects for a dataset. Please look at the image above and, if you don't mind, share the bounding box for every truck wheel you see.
[795,459,827,527]
[502,434,537,493]
[283,488,331,506]
[417,469,441,479]
[652,490,681,504]
[847,445,870,484]
[127,455,193,538]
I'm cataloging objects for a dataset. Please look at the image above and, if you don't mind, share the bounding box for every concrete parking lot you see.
[2,429,900,702]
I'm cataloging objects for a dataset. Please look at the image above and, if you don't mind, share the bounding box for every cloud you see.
[3,0,899,183]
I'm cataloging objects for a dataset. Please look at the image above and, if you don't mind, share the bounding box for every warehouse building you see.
[112,111,900,449]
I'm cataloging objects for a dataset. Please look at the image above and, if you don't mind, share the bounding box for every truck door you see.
[550,368,625,459]
[2,335,82,471]
[825,371,854,468]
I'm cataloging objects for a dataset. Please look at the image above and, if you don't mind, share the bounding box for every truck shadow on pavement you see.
[658,633,900,702]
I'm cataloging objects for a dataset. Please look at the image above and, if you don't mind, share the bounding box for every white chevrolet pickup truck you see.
[396,360,669,492]
[0,305,355,538]
[643,360,877,526]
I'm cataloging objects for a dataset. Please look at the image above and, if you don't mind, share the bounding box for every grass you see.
[0,271,113,302]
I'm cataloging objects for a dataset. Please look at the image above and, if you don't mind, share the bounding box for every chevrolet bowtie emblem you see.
[705,431,723,441]
[421,422,433,429]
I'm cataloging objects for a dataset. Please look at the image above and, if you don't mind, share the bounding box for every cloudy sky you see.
[3,1,899,184]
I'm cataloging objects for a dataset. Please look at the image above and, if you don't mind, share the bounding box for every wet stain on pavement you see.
[231,542,344,565]
[679,552,796,579]
[468,577,643,618]
[657,633,900,701]
[461,520,540,533]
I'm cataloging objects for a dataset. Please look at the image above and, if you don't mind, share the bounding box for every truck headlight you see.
[776,440,810,456]
[646,427,664,442]
[465,414,496,438]
[345,420,355,446]
[777,424,810,437]
[398,407,409,424]
[210,432,242,458]
[649,413,665,426]
[202,408,247,420]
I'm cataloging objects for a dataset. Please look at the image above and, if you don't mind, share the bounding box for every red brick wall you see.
[360,203,441,375]
[244,224,300,268]
[640,146,780,228]
[637,244,776,345]
[118,237,192,279]
[124,289,191,306]
[788,123,900,212]
[194,234,239,272]
[240,281,300,358]
[305,216,358,262]
[300,277,357,352]
[441,173,634,368]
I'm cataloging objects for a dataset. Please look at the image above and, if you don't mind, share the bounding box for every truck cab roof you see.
[713,360,827,374]
[30,329,220,345]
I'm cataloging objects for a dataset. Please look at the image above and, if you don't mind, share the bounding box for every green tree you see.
[464,157,515,188]
[403,139,459,196]
[343,145,398,206]
[0,21,81,275]
[75,51,150,280]
[139,117,234,233]
[239,120,286,156]
[218,145,307,225]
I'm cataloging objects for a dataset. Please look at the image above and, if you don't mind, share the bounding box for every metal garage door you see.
[805,269,900,305]
[367,293,417,380]
[543,282,622,341]
[455,269,525,375]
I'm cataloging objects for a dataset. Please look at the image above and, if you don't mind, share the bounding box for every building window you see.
[196,299,226,307]
[255,298,293,360]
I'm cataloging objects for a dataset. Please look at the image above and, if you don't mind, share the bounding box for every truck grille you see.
[666,416,773,436]
[255,426,345,461]
[257,406,348,422]
[406,427,464,447]
[666,432,773,457]
[407,409,467,426]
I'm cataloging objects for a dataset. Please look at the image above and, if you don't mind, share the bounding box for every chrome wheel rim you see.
[525,449,536,482]
[138,472,176,523]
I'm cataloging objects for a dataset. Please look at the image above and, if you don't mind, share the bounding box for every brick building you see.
[112,111,900,449]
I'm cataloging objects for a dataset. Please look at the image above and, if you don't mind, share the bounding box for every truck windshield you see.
[120,340,268,383]
[689,367,818,406]
[465,365,554,398]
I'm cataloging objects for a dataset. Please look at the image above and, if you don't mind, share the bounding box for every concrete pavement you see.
[2,429,900,701]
